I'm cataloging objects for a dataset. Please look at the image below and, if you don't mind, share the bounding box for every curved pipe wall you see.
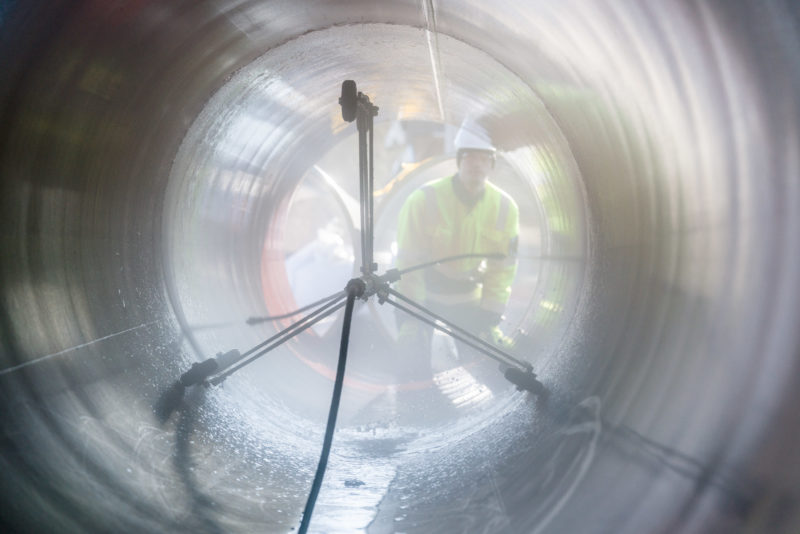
[1,1,799,532]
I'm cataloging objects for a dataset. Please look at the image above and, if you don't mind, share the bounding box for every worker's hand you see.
[465,308,512,348]
[481,325,515,350]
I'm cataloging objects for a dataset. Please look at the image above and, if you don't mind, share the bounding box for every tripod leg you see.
[387,288,530,371]
[386,293,547,395]
[209,296,348,384]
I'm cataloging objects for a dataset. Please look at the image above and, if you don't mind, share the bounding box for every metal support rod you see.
[386,288,532,371]
[355,94,378,275]
[208,294,348,384]
[358,114,369,272]
[384,297,521,371]
[367,109,375,272]
[246,290,345,324]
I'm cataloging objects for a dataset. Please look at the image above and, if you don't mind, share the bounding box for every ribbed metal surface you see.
[1,1,799,532]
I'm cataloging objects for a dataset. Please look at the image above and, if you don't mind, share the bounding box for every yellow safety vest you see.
[396,174,519,313]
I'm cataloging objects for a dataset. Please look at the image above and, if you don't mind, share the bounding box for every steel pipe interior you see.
[1,1,799,533]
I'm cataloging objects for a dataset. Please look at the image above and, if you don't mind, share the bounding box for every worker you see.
[394,119,519,364]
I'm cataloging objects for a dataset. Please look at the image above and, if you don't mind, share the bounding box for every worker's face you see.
[457,150,494,194]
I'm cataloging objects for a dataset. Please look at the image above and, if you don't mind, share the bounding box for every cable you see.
[298,279,364,534]
[396,253,587,278]
[245,290,345,324]
[396,252,506,276]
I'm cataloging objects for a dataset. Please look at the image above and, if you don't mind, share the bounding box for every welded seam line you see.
[422,0,445,122]
[0,320,163,375]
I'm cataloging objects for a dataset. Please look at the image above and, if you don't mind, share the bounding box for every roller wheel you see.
[339,80,357,122]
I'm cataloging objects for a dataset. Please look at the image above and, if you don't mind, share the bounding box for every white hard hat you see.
[453,118,495,153]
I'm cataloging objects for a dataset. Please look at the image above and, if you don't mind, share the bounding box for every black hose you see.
[298,279,365,533]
